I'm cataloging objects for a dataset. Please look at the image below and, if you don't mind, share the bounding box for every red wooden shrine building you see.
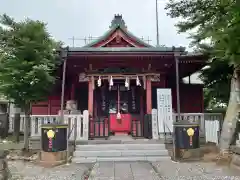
[32,15,206,138]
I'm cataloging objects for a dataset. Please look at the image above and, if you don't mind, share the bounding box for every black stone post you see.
[144,114,152,139]
[0,114,8,139]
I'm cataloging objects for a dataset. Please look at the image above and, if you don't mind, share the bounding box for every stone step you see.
[72,156,171,163]
[76,139,165,145]
[74,149,169,157]
[75,144,166,151]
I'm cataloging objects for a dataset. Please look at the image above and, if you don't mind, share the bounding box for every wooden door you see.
[109,85,131,134]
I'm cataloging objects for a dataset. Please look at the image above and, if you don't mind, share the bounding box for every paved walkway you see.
[88,162,158,180]
[8,160,240,180]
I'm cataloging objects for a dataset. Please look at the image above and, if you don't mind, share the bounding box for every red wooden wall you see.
[171,84,204,113]
[32,81,204,115]
[32,89,70,115]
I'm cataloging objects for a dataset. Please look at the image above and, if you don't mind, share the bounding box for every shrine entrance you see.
[87,68,156,140]
[94,79,144,136]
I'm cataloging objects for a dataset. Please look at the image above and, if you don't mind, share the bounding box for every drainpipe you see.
[155,0,160,46]
[175,55,181,117]
[172,53,181,161]
[59,46,70,164]
[60,46,69,122]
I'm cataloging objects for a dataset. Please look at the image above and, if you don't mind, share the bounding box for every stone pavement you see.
[7,160,240,180]
[88,162,159,180]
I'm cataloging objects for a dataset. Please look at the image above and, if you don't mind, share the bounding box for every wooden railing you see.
[8,110,89,141]
[172,113,223,139]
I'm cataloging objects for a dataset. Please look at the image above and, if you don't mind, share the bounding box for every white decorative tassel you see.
[117,112,121,119]
[136,76,141,86]
[97,76,101,87]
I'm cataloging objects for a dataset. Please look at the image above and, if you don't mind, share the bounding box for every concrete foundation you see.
[38,151,67,167]
[174,148,203,161]
[230,146,240,169]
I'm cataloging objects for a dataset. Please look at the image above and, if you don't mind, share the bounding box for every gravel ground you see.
[7,160,240,180]
[152,161,240,180]
[8,161,93,180]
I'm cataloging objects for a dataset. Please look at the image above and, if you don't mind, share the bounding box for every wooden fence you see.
[152,109,223,144]
[8,110,222,143]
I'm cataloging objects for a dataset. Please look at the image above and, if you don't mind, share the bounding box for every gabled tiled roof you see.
[83,14,152,48]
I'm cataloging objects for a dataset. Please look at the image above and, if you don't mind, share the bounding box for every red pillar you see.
[88,80,94,116]
[146,77,152,114]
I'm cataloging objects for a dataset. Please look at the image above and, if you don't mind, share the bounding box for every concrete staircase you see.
[72,141,171,163]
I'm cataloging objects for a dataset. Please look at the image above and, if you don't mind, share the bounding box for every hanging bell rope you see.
[117,112,121,120]
[117,85,121,120]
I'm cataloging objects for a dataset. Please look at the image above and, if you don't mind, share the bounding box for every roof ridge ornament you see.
[110,14,127,29]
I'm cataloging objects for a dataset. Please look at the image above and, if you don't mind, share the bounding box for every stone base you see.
[215,151,232,166]
[38,151,67,167]
[230,153,240,169]
[0,160,8,180]
[229,146,240,169]
[0,151,9,180]
[174,148,203,161]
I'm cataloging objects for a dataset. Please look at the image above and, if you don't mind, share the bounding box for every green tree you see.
[165,0,240,152]
[201,60,233,108]
[0,14,60,149]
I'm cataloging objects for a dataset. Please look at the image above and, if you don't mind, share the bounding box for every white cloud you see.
[0,0,192,48]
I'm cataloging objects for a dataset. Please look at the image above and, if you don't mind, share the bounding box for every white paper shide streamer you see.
[109,76,113,86]
[125,77,129,88]
[97,76,101,87]
[136,76,141,86]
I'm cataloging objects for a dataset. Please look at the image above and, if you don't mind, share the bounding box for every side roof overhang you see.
[68,46,186,55]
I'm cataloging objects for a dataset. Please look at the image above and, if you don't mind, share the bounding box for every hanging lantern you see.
[136,76,141,86]
[97,76,102,87]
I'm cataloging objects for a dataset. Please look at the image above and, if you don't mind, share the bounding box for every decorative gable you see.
[102,36,135,47]
[99,29,142,47]
[84,14,152,48]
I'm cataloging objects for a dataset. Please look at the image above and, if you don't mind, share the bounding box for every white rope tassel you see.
[97,76,101,87]
[117,112,121,119]
[136,76,141,86]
